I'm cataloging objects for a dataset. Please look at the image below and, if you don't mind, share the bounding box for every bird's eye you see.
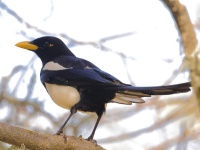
[43,42,54,48]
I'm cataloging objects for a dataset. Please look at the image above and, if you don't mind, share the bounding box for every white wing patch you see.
[111,93,145,104]
[43,61,71,70]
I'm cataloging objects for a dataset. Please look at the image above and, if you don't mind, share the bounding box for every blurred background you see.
[0,0,200,149]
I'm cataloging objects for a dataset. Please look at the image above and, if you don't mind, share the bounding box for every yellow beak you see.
[15,41,38,51]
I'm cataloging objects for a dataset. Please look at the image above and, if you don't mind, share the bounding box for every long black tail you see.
[112,82,191,104]
[120,82,191,95]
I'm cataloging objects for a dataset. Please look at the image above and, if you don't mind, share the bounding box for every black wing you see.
[41,55,128,87]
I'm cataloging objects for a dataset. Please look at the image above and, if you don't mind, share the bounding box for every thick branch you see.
[162,0,197,56]
[162,0,199,103]
[0,122,104,150]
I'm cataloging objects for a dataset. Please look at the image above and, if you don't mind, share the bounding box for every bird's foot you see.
[56,129,64,135]
[79,135,83,138]
[55,130,67,143]
[87,136,97,144]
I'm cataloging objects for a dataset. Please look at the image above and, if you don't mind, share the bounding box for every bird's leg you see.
[56,106,77,135]
[87,112,103,141]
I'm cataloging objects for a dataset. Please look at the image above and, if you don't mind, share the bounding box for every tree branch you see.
[162,0,197,56]
[0,122,105,150]
[162,0,199,104]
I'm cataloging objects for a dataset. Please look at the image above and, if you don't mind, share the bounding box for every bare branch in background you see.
[0,0,137,61]
[11,56,37,95]
[162,61,185,85]
[99,96,194,143]
[120,54,136,85]
[44,0,54,21]
[162,0,197,56]
[162,0,199,104]
[148,127,200,150]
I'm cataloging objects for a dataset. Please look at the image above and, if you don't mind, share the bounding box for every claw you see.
[56,129,64,135]
[87,137,97,144]
[55,131,67,143]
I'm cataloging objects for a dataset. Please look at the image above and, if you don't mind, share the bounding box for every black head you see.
[16,36,75,65]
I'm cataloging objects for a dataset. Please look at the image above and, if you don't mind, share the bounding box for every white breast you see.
[45,83,80,109]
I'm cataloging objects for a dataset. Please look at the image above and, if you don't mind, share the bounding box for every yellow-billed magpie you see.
[15,36,191,141]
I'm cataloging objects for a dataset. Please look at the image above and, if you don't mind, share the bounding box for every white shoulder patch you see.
[84,66,92,69]
[43,61,71,70]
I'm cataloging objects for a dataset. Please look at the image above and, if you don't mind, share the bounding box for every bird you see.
[15,36,191,141]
